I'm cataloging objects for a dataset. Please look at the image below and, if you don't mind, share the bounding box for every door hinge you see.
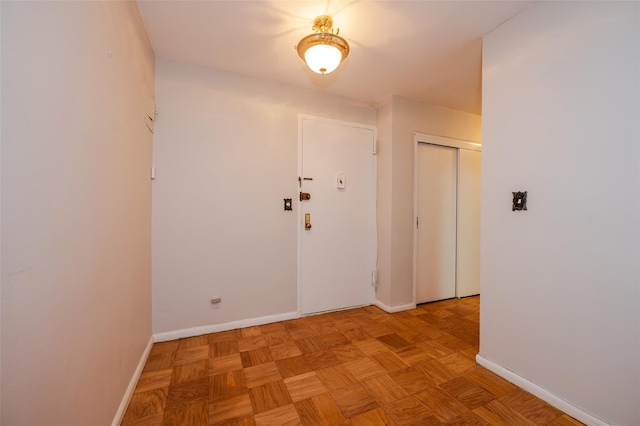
[416,217,419,229]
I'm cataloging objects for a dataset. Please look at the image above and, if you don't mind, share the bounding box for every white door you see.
[299,116,376,315]
[416,143,457,303]
[456,149,481,297]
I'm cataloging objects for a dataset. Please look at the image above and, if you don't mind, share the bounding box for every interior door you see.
[416,143,457,303]
[456,149,481,297]
[299,116,376,315]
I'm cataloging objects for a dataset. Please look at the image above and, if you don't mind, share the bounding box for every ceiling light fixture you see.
[296,15,349,75]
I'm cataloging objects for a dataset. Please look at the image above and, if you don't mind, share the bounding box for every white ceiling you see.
[137,1,534,115]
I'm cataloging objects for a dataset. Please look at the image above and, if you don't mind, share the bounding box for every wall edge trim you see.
[475,355,610,426]
[374,299,415,313]
[112,335,154,426]
[153,311,299,343]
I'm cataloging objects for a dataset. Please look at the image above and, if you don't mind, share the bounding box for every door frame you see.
[413,132,481,304]
[297,114,378,316]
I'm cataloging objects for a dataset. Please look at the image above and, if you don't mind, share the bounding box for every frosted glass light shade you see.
[305,44,343,74]
[296,16,349,76]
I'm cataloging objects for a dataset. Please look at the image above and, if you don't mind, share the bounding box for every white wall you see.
[152,59,376,335]
[480,2,639,425]
[1,2,154,424]
[375,96,481,308]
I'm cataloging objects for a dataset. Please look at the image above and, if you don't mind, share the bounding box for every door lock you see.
[300,192,311,201]
[305,213,312,230]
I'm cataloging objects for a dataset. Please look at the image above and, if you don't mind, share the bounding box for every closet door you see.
[416,143,457,303]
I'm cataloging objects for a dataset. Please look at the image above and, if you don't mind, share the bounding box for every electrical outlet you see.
[210,297,222,308]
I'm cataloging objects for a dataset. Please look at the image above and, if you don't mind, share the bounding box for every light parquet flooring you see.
[122,297,584,426]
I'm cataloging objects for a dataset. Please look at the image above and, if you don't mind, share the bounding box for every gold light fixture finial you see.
[296,15,349,75]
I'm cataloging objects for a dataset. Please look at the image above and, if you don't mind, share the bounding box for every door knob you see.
[305,213,312,230]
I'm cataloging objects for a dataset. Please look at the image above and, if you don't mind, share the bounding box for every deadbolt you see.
[300,192,311,201]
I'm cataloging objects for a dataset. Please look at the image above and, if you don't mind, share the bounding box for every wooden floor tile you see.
[268,341,302,360]
[150,340,179,355]
[353,338,390,356]
[394,345,432,365]
[414,386,469,422]
[144,352,175,373]
[438,351,476,375]
[210,369,247,401]
[344,357,387,381]
[443,411,490,425]
[499,388,564,424]
[389,368,434,395]
[362,374,409,405]
[439,376,495,410]
[329,383,379,419]
[274,354,313,379]
[247,380,292,414]
[372,350,411,373]
[295,336,326,354]
[209,353,243,375]
[240,347,273,368]
[288,327,316,341]
[331,343,367,362]
[171,359,208,385]
[315,364,358,391]
[384,395,439,426]
[294,393,345,425]
[208,329,241,344]
[293,398,325,425]
[178,335,209,350]
[349,407,398,426]
[161,399,207,426]
[303,350,342,370]
[377,333,412,350]
[415,358,457,385]
[319,332,351,349]
[473,399,537,426]
[209,393,254,425]
[237,335,267,352]
[283,372,328,402]
[123,296,584,426]
[210,340,239,358]
[253,403,300,426]
[465,366,518,397]
[135,370,173,394]
[165,377,208,411]
[263,330,291,347]
[243,362,282,388]
[122,388,168,424]
[342,327,372,342]
[174,345,209,365]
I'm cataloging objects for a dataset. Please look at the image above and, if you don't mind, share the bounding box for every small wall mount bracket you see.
[512,191,528,211]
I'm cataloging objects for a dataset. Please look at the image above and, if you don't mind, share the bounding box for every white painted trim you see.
[476,355,610,426]
[153,311,299,343]
[112,335,154,426]
[374,299,416,313]
[414,132,481,151]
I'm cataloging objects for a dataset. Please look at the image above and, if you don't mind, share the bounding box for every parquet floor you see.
[122,297,584,425]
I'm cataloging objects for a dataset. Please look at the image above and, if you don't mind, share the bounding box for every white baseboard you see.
[153,311,299,343]
[112,335,154,426]
[475,355,609,426]
[374,299,416,313]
